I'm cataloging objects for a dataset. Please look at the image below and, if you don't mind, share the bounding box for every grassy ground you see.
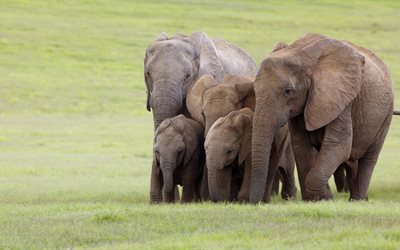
[0,0,399,249]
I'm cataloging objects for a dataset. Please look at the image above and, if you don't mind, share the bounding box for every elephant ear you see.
[233,77,255,102]
[235,108,253,166]
[303,39,365,131]
[271,42,288,52]
[186,74,218,126]
[190,32,224,82]
[155,32,168,41]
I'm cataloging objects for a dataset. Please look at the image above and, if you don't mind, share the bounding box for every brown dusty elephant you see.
[152,115,204,203]
[188,73,349,196]
[145,32,257,203]
[205,108,297,202]
[188,74,298,198]
[250,33,394,203]
[187,74,256,135]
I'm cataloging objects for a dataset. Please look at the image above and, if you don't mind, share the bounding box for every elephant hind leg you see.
[333,164,347,193]
[279,166,297,200]
[271,174,280,196]
[350,111,392,201]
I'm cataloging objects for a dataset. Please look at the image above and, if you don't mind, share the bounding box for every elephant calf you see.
[205,108,297,202]
[152,115,204,203]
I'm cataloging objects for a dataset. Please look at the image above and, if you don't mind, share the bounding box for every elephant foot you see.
[303,187,333,201]
[349,194,368,201]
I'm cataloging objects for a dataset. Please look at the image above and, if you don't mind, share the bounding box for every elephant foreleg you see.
[182,160,197,203]
[289,115,318,200]
[201,165,210,201]
[238,157,251,202]
[305,106,353,201]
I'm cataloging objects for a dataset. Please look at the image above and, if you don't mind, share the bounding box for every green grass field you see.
[1,1,400,249]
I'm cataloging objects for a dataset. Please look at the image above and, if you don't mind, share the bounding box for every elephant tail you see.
[394,110,400,115]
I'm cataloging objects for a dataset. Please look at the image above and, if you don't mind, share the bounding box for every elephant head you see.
[205,108,253,202]
[144,32,224,129]
[187,74,255,135]
[250,33,365,203]
[154,115,202,202]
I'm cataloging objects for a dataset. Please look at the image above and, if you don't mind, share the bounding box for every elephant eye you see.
[284,88,292,97]
[177,148,183,158]
[226,150,233,155]
[201,111,205,119]
[184,73,191,80]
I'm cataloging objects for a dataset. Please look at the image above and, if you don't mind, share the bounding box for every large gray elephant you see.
[145,32,258,203]
[144,32,258,129]
[250,33,394,203]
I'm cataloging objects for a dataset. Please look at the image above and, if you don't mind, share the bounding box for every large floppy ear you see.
[190,32,224,81]
[303,39,365,131]
[186,74,218,126]
[271,42,288,52]
[233,77,255,102]
[236,108,253,166]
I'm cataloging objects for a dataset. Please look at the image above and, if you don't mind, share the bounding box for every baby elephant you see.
[153,115,204,203]
[205,108,297,202]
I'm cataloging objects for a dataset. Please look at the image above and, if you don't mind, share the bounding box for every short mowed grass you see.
[0,1,399,249]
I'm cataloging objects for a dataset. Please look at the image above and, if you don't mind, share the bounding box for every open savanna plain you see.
[1,1,400,249]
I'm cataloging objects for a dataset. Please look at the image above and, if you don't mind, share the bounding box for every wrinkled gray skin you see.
[153,115,204,203]
[145,32,257,203]
[205,108,297,202]
[250,33,394,203]
[144,32,258,129]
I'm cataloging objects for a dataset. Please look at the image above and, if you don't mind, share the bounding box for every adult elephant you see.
[250,33,394,203]
[144,32,258,129]
[145,32,258,203]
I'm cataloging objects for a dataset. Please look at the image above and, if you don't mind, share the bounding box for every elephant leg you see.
[181,160,197,203]
[351,111,391,201]
[263,143,279,203]
[304,106,353,201]
[238,158,251,202]
[289,116,318,200]
[279,166,297,200]
[150,158,163,203]
[333,164,347,193]
[201,165,210,201]
[271,174,280,196]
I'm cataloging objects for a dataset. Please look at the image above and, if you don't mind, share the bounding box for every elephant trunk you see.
[162,168,175,202]
[250,103,278,204]
[208,166,232,202]
[151,81,183,129]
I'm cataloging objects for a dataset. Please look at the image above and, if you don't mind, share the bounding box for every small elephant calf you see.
[152,115,204,203]
[205,108,297,202]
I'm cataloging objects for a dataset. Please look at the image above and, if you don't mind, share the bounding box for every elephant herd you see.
[144,32,398,204]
